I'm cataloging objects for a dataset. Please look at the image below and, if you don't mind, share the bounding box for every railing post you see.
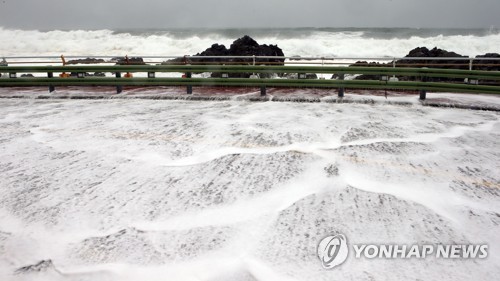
[392,58,398,80]
[0,58,7,78]
[115,72,122,94]
[186,72,192,94]
[419,89,426,100]
[47,72,55,93]
[419,67,427,100]
[463,58,474,84]
[260,85,266,96]
[338,73,345,98]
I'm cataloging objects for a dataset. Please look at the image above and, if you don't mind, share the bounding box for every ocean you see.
[1,27,499,58]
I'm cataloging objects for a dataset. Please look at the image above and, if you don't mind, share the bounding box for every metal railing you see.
[2,55,500,67]
[1,56,500,99]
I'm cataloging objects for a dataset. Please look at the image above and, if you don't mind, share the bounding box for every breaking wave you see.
[1,27,499,58]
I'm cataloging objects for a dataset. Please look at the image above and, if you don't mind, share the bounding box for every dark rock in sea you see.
[227,35,285,66]
[163,35,285,78]
[396,47,468,82]
[20,74,34,78]
[15,260,56,274]
[195,43,230,64]
[474,53,500,71]
[66,58,105,65]
[350,47,471,82]
[113,57,146,65]
[472,53,500,85]
[350,61,386,80]
[94,72,106,77]
[396,47,468,70]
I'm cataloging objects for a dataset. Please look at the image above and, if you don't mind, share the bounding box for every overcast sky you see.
[1,0,499,30]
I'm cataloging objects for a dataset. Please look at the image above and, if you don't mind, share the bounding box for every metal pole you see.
[338,73,345,98]
[0,58,7,78]
[115,72,122,94]
[419,67,427,100]
[48,72,55,92]
[260,85,266,96]
[419,77,427,100]
[186,72,192,94]
[419,89,427,100]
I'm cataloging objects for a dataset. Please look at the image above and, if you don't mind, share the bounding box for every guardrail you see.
[2,55,500,67]
[1,62,500,99]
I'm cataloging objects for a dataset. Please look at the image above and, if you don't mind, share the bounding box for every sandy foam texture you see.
[0,99,498,281]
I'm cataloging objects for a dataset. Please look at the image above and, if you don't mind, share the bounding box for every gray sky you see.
[1,0,499,29]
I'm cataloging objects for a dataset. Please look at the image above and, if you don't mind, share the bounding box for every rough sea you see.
[0,27,499,281]
[1,27,499,58]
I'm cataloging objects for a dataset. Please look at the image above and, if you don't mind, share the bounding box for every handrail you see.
[1,65,500,80]
[2,55,500,61]
[3,56,500,71]
[1,77,499,95]
[1,64,499,98]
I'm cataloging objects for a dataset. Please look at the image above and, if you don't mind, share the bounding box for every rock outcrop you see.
[350,47,500,82]
[66,58,105,65]
[396,47,468,70]
[474,53,500,71]
[163,35,285,78]
[113,57,146,65]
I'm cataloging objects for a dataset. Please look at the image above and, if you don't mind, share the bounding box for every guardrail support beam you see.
[116,72,122,94]
[260,85,266,96]
[186,72,192,94]
[338,73,345,98]
[47,72,55,92]
[1,64,500,96]
[419,74,427,100]
[419,89,426,100]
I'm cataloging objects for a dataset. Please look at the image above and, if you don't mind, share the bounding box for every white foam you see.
[134,161,340,231]
[0,99,499,281]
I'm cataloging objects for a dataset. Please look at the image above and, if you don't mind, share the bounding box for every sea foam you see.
[0,27,499,58]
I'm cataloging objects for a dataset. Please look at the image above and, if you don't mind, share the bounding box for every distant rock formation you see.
[474,53,500,71]
[163,35,285,78]
[225,35,284,65]
[112,56,146,65]
[66,58,105,65]
[396,47,468,70]
[349,61,386,80]
[350,47,500,83]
